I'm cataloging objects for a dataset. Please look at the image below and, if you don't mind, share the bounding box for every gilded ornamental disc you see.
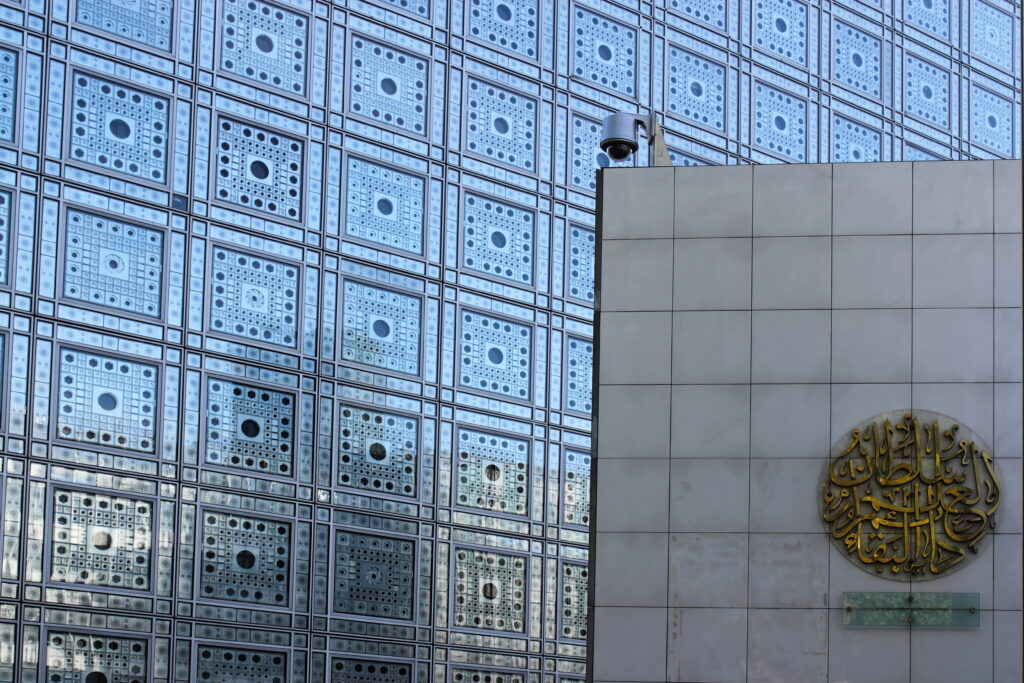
[822,410,1001,580]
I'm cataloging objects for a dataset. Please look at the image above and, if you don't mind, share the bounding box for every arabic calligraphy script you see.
[822,410,1001,580]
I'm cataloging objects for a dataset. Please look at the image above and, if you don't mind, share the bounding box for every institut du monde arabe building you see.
[0,0,1019,681]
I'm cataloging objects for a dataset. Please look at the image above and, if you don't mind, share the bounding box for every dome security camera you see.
[599,112,671,166]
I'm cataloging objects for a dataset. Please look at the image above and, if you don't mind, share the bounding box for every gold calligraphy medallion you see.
[822,410,1001,580]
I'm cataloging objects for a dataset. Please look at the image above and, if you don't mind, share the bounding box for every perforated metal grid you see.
[667,46,726,132]
[453,546,527,632]
[337,404,418,497]
[754,0,808,65]
[220,0,309,96]
[198,510,291,606]
[210,245,300,347]
[559,562,588,641]
[345,157,426,254]
[331,657,413,683]
[904,55,951,129]
[214,118,304,220]
[45,631,148,683]
[348,36,429,136]
[972,85,1014,155]
[568,225,595,304]
[462,193,535,285]
[565,337,593,414]
[50,489,152,590]
[753,82,807,161]
[205,377,296,477]
[0,47,15,142]
[56,347,159,453]
[196,645,287,682]
[468,0,539,59]
[459,310,532,400]
[333,529,416,620]
[832,115,881,162]
[63,209,164,317]
[562,450,591,527]
[76,0,173,51]
[572,7,637,97]
[455,427,529,515]
[832,21,881,99]
[670,0,727,29]
[341,280,422,375]
[68,71,169,183]
[906,0,950,38]
[465,78,537,172]
[971,0,1014,70]
[453,669,524,683]
[0,189,9,284]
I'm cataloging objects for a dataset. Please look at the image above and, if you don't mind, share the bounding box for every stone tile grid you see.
[593,160,1022,683]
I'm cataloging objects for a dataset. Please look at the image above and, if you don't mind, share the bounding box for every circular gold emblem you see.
[822,410,1001,579]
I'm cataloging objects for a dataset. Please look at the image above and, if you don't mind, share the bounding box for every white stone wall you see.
[591,161,1022,683]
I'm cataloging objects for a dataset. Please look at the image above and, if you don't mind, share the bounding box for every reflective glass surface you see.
[0,0,1018,680]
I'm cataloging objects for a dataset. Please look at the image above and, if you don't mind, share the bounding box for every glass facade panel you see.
[0,0,1018,680]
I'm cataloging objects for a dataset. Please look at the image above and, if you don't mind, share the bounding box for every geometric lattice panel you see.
[333,530,416,620]
[570,115,604,191]
[754,0,808,65]
[458,310,532,400]
[559,562,588,640]
[562,450,590,526]
[205,377,296,477]
[906,0,950,39]
[0,47,15,142]
[971,0,1014,71]
[971,85,1013,155]
[196,645,287,682]
[379,0,430,17]
[0,190,10,284]
[455,427,529,516]
[832,115,881,162]
[76,0,173,51]
[213,118,304,221]
[45,632,148,683]
[753,82,807,161]
[50,489,152,590]
[833,21,882,98]
[63,209,164,317]
[669,0,727,29]
[331,658,413,683]
[465,78,537,172]
[209,246,300,347]
[567,226,595,304]
[565,336,593,414]
[453,547,527,632]
[348,36,429,137]
[337,404,419,497]
[219,0,308,95]
[462,193,535,285]
[56,348,158,453]
[573,8,637,97]
[345,157,425,254]
[199,510,291,606]
[667,46,726,132]
[467,0,539,59]
[69,71,170,183]
[341,281,422,375]
[454,670,524,683]
[905,55,951,129]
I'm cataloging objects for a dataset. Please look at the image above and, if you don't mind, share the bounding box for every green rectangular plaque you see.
[842,592,981,628]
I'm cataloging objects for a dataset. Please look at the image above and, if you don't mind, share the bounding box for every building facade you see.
[0,0,1018,681]
[592,160,1022,682]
